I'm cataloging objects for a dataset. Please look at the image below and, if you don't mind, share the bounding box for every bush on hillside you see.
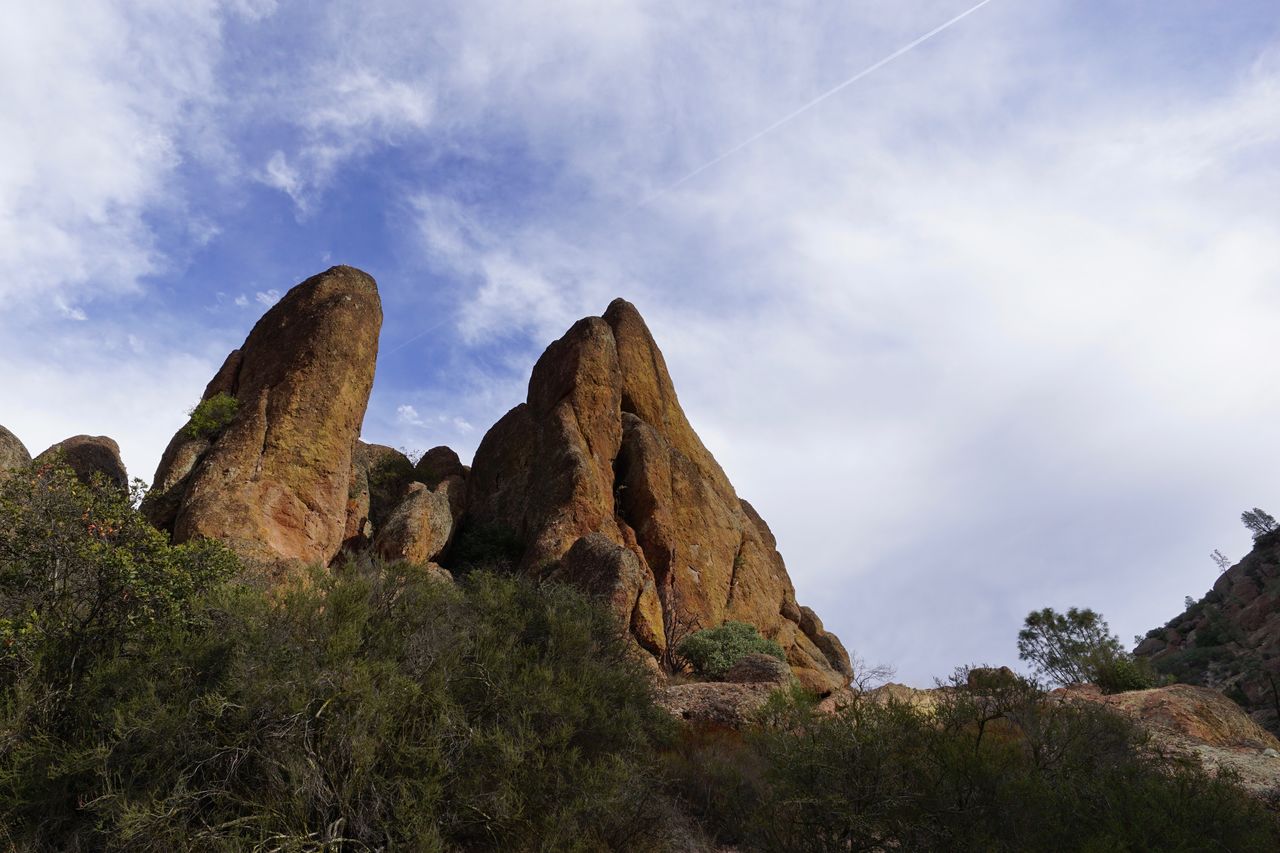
[0,460,237,696]
[184,392,239,440]
[0,547,679,850]
[677,621,786,680]
[666,669,1280,852]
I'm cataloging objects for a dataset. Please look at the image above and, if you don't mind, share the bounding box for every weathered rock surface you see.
[0,425,31,472]
[374,478,464,565]
[1136,529,1280,734]
[725,653,792,685]
[145,266,381,567]
[465,299,851,692]
[344,442,414,547]
[1055,683,1280,797]
[35,435,128,491]
[659,682,778,728]
[415,446,466,488]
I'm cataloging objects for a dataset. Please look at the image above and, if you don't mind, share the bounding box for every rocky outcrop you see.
[0,425,31,472]
[144,266,381,567]
[344,442,415,547]
[1136,529,1280,734]
[415,446,466,488]
[35,435,128,491]
[659,682,779,728]
[1055,683,1280,797]
[374,478,464,565]
[464,299,851,692]
[725,653,792,685]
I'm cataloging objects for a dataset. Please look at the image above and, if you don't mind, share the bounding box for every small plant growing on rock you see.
[184,392,239,440]
[677,621,786,681]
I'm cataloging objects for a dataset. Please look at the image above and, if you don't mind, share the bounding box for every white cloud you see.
[234,294,249,307]
[0,2,255,315]
[255,289,281,306]
[396,404,426,427]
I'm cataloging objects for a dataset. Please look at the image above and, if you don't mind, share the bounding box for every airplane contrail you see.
[638,0,998,208]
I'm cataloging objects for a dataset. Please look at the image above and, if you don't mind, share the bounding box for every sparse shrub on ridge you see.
[678,621,786,680]
[184,391,239,440]
[666,668,1280,852]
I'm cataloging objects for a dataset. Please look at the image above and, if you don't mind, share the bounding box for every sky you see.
[2,0,1279,686]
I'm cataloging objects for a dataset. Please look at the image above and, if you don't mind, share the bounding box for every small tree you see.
[1241,508,1278,539]
[1211,549,1232,572]
[1017,607,1152,692]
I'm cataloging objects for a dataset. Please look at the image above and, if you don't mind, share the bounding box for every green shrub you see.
[0,554,678,851]
[1091,653,1160,694]
[677,621,786,680]
[184,392,239,439]
[667,669,1280,851]
[0,460,237,695]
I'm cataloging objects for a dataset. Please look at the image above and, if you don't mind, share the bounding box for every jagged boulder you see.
[374,478,464,565]
[548,533,665,652]
[144,266,381,567]
[344,443,415,547]
[35,435,128,491]
[726,652,792,685]
[0,425,31,473]
[465,299,851,692]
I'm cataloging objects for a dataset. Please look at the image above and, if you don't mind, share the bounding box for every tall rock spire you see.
[143,265,382,567]
[465,299,852,692]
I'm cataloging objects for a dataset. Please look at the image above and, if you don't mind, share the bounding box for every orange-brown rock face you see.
[145,266,381,567]
[35,435,128,491]
[465,299,851,692]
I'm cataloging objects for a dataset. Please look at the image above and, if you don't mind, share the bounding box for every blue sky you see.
[3,0,1279,685]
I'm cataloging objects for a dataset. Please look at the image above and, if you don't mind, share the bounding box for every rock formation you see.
[1136,529,1280,734]
[344,442,415,547]
[1055,683,1280,798]
[464,299,851,692]
[0,425,31,472]
[415,446,467,488]
[34,435,128,491]
[144,266,381,567]
[374,477,464,565]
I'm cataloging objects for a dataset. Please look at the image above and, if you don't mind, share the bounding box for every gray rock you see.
[0,425,31,472]
[725,652,792,685]
[35,435,127,491]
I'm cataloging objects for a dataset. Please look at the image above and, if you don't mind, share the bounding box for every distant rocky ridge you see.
[1136,529,1280,734]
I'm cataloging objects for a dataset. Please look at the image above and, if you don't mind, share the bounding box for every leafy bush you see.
[1092,653,1160,693]
[0,460,237,695]
[677,621,786,680]
[0,551,679,851]
[667,670,1280,851]
[184,392,239,440]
